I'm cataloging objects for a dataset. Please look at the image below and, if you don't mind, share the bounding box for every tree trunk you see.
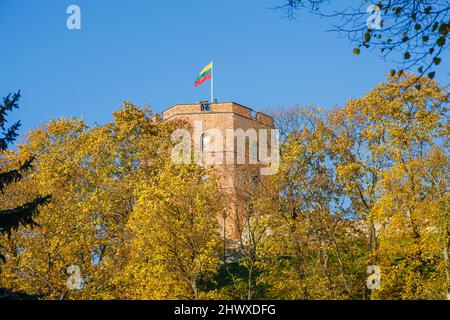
[190,280,199,300]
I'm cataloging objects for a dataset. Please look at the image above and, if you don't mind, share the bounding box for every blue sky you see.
[1,0,449,140]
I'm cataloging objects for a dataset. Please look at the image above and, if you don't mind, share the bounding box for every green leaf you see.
[433,57,441,65]
[436,37,446,47]
[432,22,439,32]
[438,23,448,36]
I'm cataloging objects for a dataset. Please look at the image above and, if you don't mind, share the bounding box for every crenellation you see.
[161,102,272,128]
[256,112,274,127]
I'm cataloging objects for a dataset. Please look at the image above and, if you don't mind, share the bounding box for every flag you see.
[194,62,212,87]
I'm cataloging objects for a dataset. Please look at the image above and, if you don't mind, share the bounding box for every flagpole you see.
[211,61,214,103]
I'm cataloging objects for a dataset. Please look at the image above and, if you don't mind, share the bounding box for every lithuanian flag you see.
[194,62,212,87]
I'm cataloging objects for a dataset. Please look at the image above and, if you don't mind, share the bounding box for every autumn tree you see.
[328,73,449,299]
[0,102,226,300]
[251,107,367,299]
[0,103,159,299]
[217,165,271,300]
[117,162,224,300]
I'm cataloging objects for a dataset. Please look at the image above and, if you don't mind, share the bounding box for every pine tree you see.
[0,91,50,263]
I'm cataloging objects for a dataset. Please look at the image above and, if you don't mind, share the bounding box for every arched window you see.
[202,133,211,152]
[250,141,258,163]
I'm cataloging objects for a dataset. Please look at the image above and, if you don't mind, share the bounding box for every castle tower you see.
[161,101,275,240]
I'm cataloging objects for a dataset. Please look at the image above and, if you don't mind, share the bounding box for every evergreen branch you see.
[0,287,40,300]
[0,195,51,239]
[0,91,21,131]
[0,156,35,194]
[0,121,21,151]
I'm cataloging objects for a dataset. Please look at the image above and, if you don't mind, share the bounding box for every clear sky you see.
[1,0,449,140]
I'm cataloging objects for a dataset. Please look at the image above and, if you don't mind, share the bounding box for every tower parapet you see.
[162,102,273,128]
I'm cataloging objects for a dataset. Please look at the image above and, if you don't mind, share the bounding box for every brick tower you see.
[160,101,275,240]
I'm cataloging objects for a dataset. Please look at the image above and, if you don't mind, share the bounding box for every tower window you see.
[250,142,258,163]
[202,133,211,151]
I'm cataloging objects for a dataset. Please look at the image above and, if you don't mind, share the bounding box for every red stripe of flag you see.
[194,73,212,87]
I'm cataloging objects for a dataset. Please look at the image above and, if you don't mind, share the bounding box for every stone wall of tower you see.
[161,102,274,240]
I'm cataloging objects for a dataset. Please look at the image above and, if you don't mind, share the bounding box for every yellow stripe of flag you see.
[200,62,212,75]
